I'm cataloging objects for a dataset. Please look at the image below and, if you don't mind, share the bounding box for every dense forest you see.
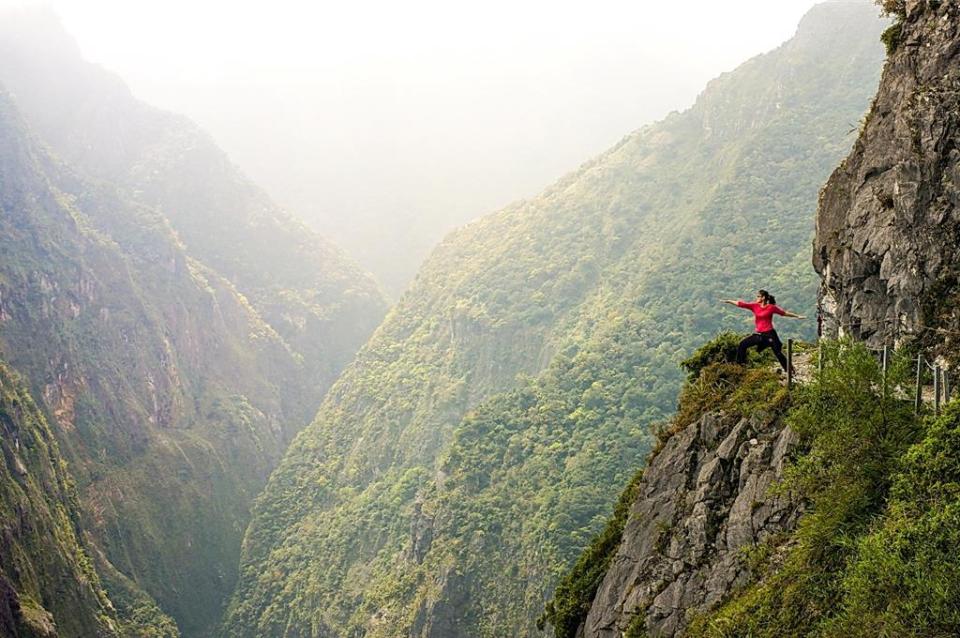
[224,3,887,636]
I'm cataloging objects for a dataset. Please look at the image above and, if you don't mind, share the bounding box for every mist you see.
[6,0,825,294]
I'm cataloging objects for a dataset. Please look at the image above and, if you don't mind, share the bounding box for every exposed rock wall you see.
[580,412,800,638]
[814,0,960,353]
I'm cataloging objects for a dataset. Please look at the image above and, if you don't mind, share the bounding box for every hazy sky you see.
[3,0,846,293]
[21,1,824,81]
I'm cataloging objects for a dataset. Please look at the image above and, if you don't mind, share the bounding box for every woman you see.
[720,290,805,372]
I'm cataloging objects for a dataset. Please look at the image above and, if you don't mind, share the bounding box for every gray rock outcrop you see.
[580,412,800,638]
[814,1,960,352]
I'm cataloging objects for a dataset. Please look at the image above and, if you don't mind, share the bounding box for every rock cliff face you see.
[579,412,799,638]
[814,0,960,354]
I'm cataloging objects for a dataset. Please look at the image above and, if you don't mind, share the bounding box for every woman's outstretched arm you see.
[720,299,741,306]
[780,309,806,319]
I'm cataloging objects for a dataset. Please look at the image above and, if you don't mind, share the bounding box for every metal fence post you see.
[881,345,889,400]
[915,355,924,415]
[945,370,952,404]
[787,339,793,390]
[935,365,942,416]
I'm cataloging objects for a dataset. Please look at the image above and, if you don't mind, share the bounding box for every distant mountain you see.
[224,3,887,636]
[0,82,314,634]
[0,11,386,636]
[0,8,388,400]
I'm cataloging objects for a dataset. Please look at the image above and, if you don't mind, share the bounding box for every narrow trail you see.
[779,343,948,408]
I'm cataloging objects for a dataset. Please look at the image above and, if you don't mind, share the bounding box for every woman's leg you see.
[766,332,789,371]
[737,334,762,364]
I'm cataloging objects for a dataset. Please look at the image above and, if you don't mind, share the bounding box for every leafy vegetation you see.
[225,6,888,635]
[876,0,907,54]
[680,332,745,380]
[685,340,959,637]
[829,402,960,636]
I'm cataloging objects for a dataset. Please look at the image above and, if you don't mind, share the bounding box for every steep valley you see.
[224,3,888,636]
[7,1,954,637]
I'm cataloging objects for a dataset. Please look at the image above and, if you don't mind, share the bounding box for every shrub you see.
[881,22,904,55]
[681,332,743,381]
[827,402,960,636]
[876,0,907,55]
[674,363,785,433]
[680,331,776,382]
[877,0,906,17]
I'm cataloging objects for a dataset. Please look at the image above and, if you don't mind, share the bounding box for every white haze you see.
[4,0,835,294]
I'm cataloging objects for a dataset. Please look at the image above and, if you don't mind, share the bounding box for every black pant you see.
[737,330,788,371]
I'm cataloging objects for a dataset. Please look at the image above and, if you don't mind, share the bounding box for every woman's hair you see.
[758,289,776,305]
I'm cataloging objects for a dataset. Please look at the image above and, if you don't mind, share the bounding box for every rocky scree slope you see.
[223,3,886,636]
[815,0,960,357]
[0,84,309,637]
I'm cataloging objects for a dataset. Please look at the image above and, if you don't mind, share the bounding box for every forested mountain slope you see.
[0,82,313,636]
[0,13,389,635]
[0,9,387,397]
[224,3,887,636]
